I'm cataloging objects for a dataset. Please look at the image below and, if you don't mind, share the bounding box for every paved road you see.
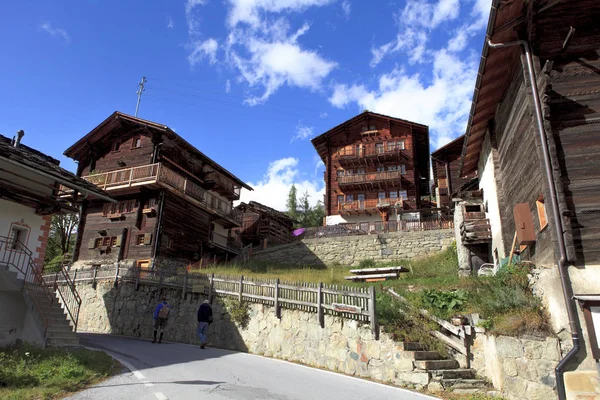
[70,333,436,400]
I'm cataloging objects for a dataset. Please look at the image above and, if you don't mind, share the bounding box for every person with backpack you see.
[152,295,170,344]
[197,299,213,349]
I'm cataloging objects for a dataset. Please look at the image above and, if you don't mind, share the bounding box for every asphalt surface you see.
[69,333,437,400]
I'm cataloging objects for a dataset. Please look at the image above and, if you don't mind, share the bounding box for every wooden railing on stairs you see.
[0,236,55,337]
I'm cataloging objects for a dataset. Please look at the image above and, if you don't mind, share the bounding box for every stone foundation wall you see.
[470,333,561,400]
[252,230,455,267]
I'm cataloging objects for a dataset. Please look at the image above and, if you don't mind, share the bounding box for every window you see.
[400,164,406,174]
[387,141,396,151]
[94,238,103,248]
[378,192,386,200]
[388,165,398,171]
[356,168,365,175]
[389,191,398,199]
[377,166,386,172]
[346,169,353,176]
[337,195,344,205]
[536,194,548,231]
[357,194,365,209]
[398,140,405,150]
[102,237,111,247]
[369,125,376,131]
[10,226,28,250]
[113,140,122,152]
[137,235,146,245]
[399,190,408,200]
[111,237,118,247]
[337,169,344,177]
[355,145,363,156]
[346,194,354,202]
[375,143,384,154]
[132,136,142,148]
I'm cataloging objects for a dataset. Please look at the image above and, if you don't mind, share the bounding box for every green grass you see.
[198,245,551,337]
[0,344,119,400]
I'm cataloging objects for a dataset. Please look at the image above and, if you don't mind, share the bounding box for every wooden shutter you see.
[143,233,152,245]
[88,239,97,249]
[115,235,122,247]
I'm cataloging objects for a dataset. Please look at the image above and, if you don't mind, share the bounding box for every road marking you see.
[81,345,145,380]
[154,392,168,400]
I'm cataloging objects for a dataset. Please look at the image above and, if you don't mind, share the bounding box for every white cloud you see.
[319,112,328,119]
[292,122,314,142]
[228,23,337,105]
[188,38,219,66]
[225,79,231,93]
[227,0,335,28]
[341,1,351,19]
[238,157,324,211]
[167,17,174,29]
[40,22,70,42]
[331,49,478,150]
[447,29,468,52]
[371,28,428,67]
[185,0,206,34]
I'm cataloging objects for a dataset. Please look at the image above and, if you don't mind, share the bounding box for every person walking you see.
[197,299,213,349]
[152,295,170,344]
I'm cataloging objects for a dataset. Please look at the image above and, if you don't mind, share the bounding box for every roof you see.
[0,134,114,202]
[235,201,297,224]
[311,111,429,162]
[458,0,527,177]
[64,111,252,191]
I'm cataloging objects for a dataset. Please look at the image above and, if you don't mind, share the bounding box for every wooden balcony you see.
[337,144,409,167]
[82,163,242,227]
[338,198,404,215]
[203,171,241,201]
[338,170,404,190]
[209,231,241,255]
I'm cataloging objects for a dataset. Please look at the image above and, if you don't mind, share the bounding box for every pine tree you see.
[286,184,298,222]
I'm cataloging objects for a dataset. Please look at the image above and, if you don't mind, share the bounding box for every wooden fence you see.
[44,266,378,337]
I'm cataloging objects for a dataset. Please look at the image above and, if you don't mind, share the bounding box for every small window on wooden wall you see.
[113,140,122,152]
[536,194,548,231]
[132,136,142,148]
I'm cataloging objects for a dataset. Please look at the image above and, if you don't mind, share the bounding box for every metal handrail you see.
[0,236,54,337]
[51,267,82,332]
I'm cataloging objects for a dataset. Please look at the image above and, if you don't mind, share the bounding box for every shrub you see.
[358,259,376,268]
[43,255,65,273]
[420,289,468,319]
[223,298,250,329]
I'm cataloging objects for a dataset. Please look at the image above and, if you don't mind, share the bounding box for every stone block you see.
[496,336,524,358]
[504,376,528,397]
[524,340,546,359]
[515,357,537,381]
[503,358,518,377]
[527,381,556,400]
[394,357,415,372]
[396,371,429,386]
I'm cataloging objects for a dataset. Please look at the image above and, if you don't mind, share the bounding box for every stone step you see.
[406,351,444,360]
[430,369,477,380]
[402,342,427,351]
[442,379,489,390]
[46,317,73,327]
[46,329,77,339]
[414,360,460,370]
[47,324,75,333]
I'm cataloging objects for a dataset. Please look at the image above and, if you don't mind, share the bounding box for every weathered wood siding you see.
[158,191,211,262]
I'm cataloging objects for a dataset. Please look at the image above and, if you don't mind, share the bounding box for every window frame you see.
[399,190,408,200]
[132,136,142,149]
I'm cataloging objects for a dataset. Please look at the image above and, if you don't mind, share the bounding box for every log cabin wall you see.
[317,113,430,218]
[432,136,475,210]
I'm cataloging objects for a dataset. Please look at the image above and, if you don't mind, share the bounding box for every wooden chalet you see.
[458,0,600,395]
[232,201,296,247]
[431,134,476,211]
[63,112,252,270]
[311,111,430,226]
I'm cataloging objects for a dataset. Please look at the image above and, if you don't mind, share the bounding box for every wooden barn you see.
[458,0,600,396]
[232,201,296,247]
[63,111,252,270]
[311,111,431,227]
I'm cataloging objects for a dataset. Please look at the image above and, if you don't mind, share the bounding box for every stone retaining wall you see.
[252,230,455,266]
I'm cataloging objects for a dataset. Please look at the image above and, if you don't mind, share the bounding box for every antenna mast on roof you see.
[135,76,147,117]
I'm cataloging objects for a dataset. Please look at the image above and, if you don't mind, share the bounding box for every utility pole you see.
[135,76,147,117]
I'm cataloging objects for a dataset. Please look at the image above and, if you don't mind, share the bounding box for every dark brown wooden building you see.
[431,134,476,211]
[64,112,252,270]
[232,201,296,247]
[458,0,600,393]
[311,111,430,226]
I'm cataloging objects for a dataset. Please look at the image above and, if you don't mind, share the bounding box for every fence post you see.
[114,265,119,288]
[317,282,324,328]
[182,270,188,299]
[208,273,214,303]
[135,267,140,291]
[238,275,244,302]
[274,278,280,319]
[92,267,98,289]
[368,285,379,340]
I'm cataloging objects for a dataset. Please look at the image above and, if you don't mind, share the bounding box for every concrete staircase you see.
[401,342,489,394]
[41,295,80,347]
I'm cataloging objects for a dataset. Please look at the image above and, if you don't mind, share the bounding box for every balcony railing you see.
[210,231,242,253]
[83,163,241,226]
[338,170,403,185]
[205,171,241,200]
[337,144,408,160]
[338,198,404,212]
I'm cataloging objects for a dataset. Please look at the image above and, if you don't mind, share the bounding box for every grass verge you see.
[0,344,120,400]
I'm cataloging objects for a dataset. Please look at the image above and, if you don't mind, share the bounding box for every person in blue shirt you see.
[152,295,170,344]
[197,299,213,348]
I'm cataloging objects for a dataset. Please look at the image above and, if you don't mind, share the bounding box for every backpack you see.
[158,303,170,319]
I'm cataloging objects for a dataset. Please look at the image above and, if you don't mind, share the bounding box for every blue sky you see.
[0,0,490,210]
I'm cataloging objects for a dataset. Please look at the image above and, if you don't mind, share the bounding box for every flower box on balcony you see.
[142,207,156,217]
[107,213,123,221]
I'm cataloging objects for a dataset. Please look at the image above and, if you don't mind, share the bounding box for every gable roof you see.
[0,134,114,202]
[64,111,252,190]
[235,201,297,225]
[311,111,428,162]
